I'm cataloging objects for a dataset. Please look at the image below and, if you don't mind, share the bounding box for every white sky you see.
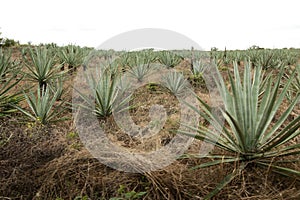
[1,0,300,50]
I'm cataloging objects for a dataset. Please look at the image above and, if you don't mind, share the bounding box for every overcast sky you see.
[1,0,300,50]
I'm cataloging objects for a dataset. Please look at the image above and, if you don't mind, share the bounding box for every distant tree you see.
[3,38,18,47]
[0,30,19,47]
[248,45,264,50]
[211,47,218,51]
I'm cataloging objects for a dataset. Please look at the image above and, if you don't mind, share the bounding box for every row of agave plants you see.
[0,45,90,123]
[0,45,300,198]
[0,46,186,122]
[177,48,300,70]
[210,48,299,69]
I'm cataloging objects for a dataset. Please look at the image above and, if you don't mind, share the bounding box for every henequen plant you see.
[0,50,23,116]
[14,86,67,124]
[57,45,87,71]
[161,71,188,96]
[125,52,156,82]
[127,63,154,82]
[48,76,65,101]
[279,49,298,66]
[285,65,300,107]
[158,51,182,68]
[23,47,64,92]
[180,61,300,199]
[191,60,206,77]
[0,49,18,81]
[189,60,207,89]
[248,49,282,69]
[126,50,157,68]
[76,65,132,118]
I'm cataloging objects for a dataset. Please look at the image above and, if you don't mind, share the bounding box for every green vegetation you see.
[22,47,65,91]
[158,50,183,68]
[181,61,300,199]
[0,32,19,47]
[57,44,89,71]
[14,86,67,124]
[109,185,147,200]
[75,66,131,118]
[0,49,23,116]
[189,60,207,88]
[161,71,188,96]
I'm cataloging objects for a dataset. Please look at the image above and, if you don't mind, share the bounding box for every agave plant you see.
[23,47,64,92]
[75,66,132,118]
[57,45,87,71]
[278,49,298,66]
[232,51,245,65]
[0,79,23,117]
[125,51,156,67]
[250,49,282,69]
[138,49,158,64]
[210,51,225,69]
[189,60,207,88]
[48,76,65,101]
[118,52,131,69]
[285,65,300,108]
[0,50,23,116]
[14,86,66,124]
[0,49,20,81]
[127,63,154,82]
[291,66,300,95]
[180,61,300,198]
[191,60,206,77]
[158,51,182,68]
[123,52,156,82]
[161,71,188,96]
